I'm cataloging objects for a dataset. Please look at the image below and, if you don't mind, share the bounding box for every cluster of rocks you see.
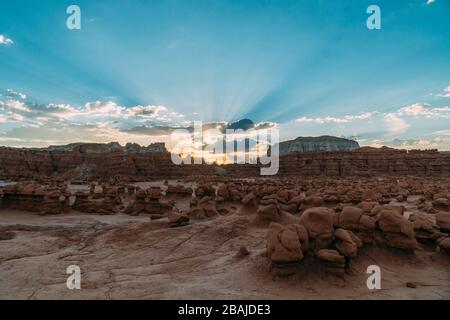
[166,185,193,195]
[244,177,450,274]
[0,182,180,217]
[187,196,219,219]
[0,183,70,215]
[1,175,450,273]
[124,187,173,218]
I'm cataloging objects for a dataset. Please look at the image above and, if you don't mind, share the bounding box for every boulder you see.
[437,237,450,254]
[371,204,404,217]
[358,201,378,213]
[334,228,361,258]
[432,198,450,211]
[359,215,376,231]
[377,209,415,238]
[436,212,450,232]
[257,204,280,222]
[299,207,334,238]
[316,249,346,275]
[267,223,303,264]
[409,213,440,240]
[286,224,309,253]
[316,249,345,263]
[338,206,363,230]
[377,209,417,250]
[168,210,189,227]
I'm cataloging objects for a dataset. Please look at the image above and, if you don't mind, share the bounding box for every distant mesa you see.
[44,142,167,154]
[277,135,360,155]
[3,135,359,154]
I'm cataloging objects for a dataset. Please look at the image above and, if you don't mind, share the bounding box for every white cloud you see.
[365,136,450,151]
[384,113,409,135]
[6,89,26,100]
[127,105,167,118]
[397,103,432,116]
[0,34,13,45]
[1,92,449,150]
[435,86,450,98]
[435,130,450,136]
[0,112,23,123]
[83,101,124,116]
[0,96,188,127]
[296,112,373,124]
[297,116,347,124]
[0,100,31,113]
[397,103,450,118]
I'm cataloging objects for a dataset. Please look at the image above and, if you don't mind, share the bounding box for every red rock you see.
[267,223,304,264]
[433,198,450,211]
[437,238,450,253]
[338,206,363,230]
[359,215,376,231]
[316,249,344,263]
[334,228,359,258]
[168,210,189,227]
[299,207,334,240]
[257,204,280,222]
[436,212,450,231]
[358,201,378,213]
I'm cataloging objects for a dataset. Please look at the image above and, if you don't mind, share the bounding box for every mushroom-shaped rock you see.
[410,213,440,240]
[359,215,376,231]
[316,249,346,275]
[241,192,256,206]
[286,223,309,253]
[316,249,345,264]
[437,237,450,254]
[358,201,378,213]
[257,204,280,222]
[432,198,450,210]
[377,209,415,238]
[168,211,189,227]
[436,212,450,232]
[267,223,303,264]
[371,204,404,217]
[299,207,334,238]
[338,206,363,230]
[377,209,417,250]
[334,228,361,258]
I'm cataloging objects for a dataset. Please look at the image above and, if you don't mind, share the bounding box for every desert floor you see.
[0,197,449,300]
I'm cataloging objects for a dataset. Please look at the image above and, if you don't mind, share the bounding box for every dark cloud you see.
[120,119,275,137]
[226,118,254,131]
[120,125,184,136]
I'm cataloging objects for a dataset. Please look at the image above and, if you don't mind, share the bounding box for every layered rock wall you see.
[0,147,449,180]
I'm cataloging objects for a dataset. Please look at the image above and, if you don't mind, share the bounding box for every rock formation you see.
[277,135,360,155]
[1,143,450,181]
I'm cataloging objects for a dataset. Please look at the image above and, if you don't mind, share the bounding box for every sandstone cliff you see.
[0,143,449,180]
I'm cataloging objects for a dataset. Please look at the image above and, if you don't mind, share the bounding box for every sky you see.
[0,0,449,150]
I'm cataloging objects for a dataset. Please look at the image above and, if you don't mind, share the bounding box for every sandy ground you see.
[0,202,449,300]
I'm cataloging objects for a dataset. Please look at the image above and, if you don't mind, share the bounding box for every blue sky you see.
[0,0,449,149]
